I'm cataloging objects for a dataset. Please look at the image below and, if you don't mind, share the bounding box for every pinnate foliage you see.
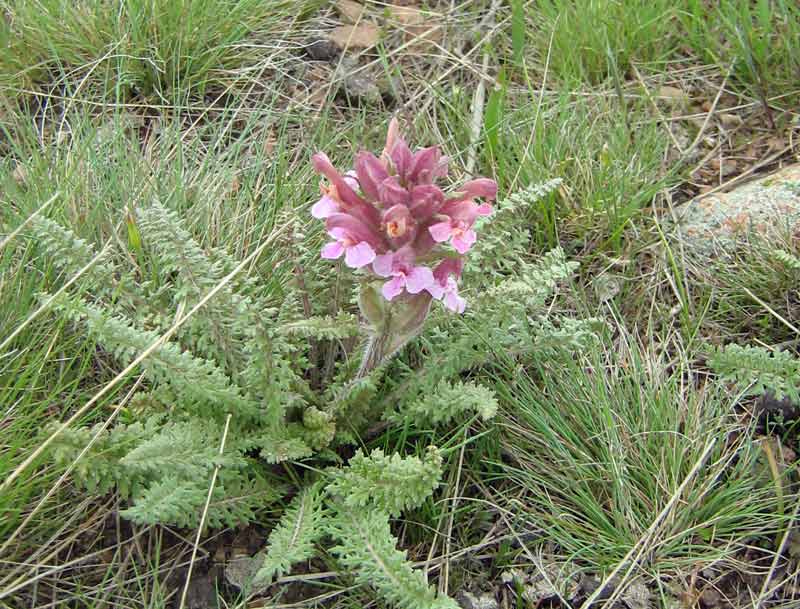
[709,343,800,401]
[327,446,443,517]
[254,484,326,585]
[30,132,596,607]
[328,508,459,609]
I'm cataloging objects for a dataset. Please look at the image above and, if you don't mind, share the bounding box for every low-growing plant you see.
[25,120,597,607]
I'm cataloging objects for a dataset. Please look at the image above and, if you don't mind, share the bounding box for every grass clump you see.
[440,89,678,252]
[525,0,682,85]
[497,338,789,574]
[0,0,321,101]
[680,0,800,108]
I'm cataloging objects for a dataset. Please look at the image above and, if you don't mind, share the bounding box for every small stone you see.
[328,23,380,50]
[334,59,383,105]
[657,86,689,105]
[388,5,443,51]
[456,591,498,609]
[621,579,651,609]
[389,5,424,25]
[12,163,27,185]
[224,552,263,590]
[719,113,743,128]
[336,0,365,23]
[699,587,722,607]
[305,38,340,61]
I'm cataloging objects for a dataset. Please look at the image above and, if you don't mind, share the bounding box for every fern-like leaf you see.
[709,343,800,401]
[390,380,498,426]
[327,446,442,517]
[253,484,325,585]
[328,507,458,609]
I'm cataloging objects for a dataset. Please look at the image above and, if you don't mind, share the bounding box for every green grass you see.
[434,84,681,253]
[0,0,321,101]
[525,0,683,85]
[680,0,800,110]
[496,338,789,573]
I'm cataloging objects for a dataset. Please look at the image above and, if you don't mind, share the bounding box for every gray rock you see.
[305,38,340,61]
[672,163,800,256]
[456,591,498,609]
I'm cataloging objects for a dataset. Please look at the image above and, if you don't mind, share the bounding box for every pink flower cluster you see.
[311,119,497,314]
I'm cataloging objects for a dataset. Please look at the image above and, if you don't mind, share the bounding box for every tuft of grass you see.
[0,0,322,101]
[496,337,790,574]
[684,235,800,345]
[680,0,800,111]
[526,0,683,85]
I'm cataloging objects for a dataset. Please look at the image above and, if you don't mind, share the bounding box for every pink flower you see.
[431,276,466,313]
[428,259,466,313]
[382,204,415,247]
[321,227,376,268]
[372,248,434,301]
[408,146,448,185]
[460,178,498,201]
[408,185,444,222]
[312,172,359,219]
[355,152,389,202]
[428,200,492,254]
[312,153,381,226]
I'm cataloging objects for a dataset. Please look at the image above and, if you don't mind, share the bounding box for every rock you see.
[388,5,443,51]
[336,0,366,23]
[620,579,651,609]
[224,552,263,590]
[656,85,689,106]
[305,38,340,61]
[181,570,218,609]
[672,163,800,256]
[328,23,381,50]
[334,56,385,105]
[456,591,498,609]
[12,162,27,186]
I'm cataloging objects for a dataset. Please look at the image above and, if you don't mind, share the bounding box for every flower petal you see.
[382,117,400,160]
[462,178,498,200]
[444,291,466,314]
[382,275,405,301]
[328,227,348,240]
[355,152,388,201]
[344,242,376,268]
[476,203,493,216]
[321,241,345,259]
[428,221,454,243]
[390,138,412,179]
[405,266,435,294]
[312,195,339,219]
[410,185,444,221]
[452,229,477,254]
[426,282,445,300]
[378,177,410,207]
[407,146,440,183]
[433,258,463,283]
[372,252,395,277]
[343,171,359,190]
[311,152,371,212]
[326,212,383,250]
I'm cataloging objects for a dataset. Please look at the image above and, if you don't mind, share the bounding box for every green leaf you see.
[327,446,443,517]
[511,0,525,66]
[328,507,458,609]
[253,484,325,585]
